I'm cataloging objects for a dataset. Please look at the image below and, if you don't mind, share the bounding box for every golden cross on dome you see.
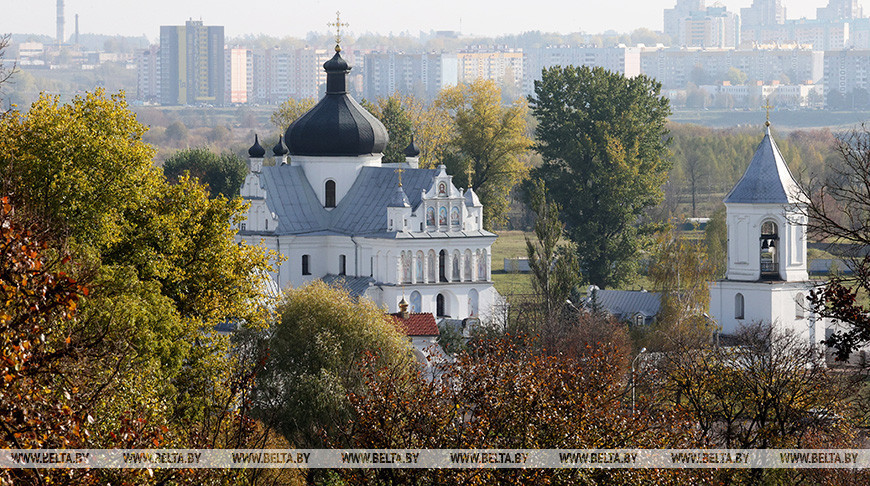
[395,165,405,187]
[762,98,773,127]
[327,11,349,52]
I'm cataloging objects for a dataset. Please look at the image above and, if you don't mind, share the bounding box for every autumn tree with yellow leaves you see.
[433,79,532,229]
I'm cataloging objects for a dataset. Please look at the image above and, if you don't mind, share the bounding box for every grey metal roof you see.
[388,185,410,208]
[321,274,375,298]
[724,126,803,204]
[590,289,661,320]
[260,165,329,234]
[329,167,437,235]
[259,165,497,239]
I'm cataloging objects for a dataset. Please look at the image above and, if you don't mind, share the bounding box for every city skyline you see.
[0,0,844,42]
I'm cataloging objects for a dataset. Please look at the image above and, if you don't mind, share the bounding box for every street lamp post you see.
[631,347,647,415]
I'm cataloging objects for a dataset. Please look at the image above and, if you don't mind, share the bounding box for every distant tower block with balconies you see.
[709,121,824,345]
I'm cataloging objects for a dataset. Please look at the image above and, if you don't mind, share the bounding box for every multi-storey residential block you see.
[159,20,224,106]
[664,0,741,48]
[136,45,160,103]
[226,47,253,104]
[824,48,870,108]
[741,0,786,29]
[640,46,823,89]
[817,0,863,21]
[456,48,523,87]
[523,45,642,94]
[363,52,458,101]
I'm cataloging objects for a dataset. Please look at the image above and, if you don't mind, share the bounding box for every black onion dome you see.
[403,136,420,157]
[322,50,349,74]
[272,135,288,156]
[248,134,266,158]
[285,51,388,157]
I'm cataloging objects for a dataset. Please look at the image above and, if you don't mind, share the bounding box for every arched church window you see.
[452,250,461,281]
[339,254,347,276]
[410,291,422,313]
[302,255,311,276]
[428,250,437,282]
[760,220,779,279]
[436,293,446,317]
[478,249,488,281]
[427,207,436,227]
[402,252,411,283]
[796,293,805,319]
[468,288,479,317]
[325,180,336,208]
[464,249,472,282]
[735,293,745,320]
[439,249,448,282]
[416,251,424,283]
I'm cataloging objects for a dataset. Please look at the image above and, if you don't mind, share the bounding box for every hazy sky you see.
[0,0,841,41]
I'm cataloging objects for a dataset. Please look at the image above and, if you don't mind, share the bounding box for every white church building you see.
[236,44,499,321]
[709,121,825,346]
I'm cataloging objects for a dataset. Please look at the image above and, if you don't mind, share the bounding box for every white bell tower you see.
[709,122,823,345]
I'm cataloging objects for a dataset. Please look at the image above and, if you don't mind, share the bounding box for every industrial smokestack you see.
[75,14,79,46]
[56,0,64,46]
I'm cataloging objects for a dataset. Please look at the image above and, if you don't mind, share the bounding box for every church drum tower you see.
[708,122,824,345]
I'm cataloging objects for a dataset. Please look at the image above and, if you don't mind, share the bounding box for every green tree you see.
[163,147,247,198]
[362,95,414,164]
[647,225,716,348]
[530,66,672,288]
[705,204,727,278]
[726,67,748,86]
[251,281,415,448]
[434,79,531,229]
[270,97,316,130]
[165,120,188,141]
[0,90,276,485]
[525,180,580,327]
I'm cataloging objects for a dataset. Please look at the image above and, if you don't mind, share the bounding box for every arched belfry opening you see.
[760,220,780,280]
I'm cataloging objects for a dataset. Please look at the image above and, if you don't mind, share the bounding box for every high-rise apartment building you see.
[456,48,523,87]
[664,0,741,48]
[523,46,642,94]
[227,47,253,104]
[824,48,870,108]
[640,47,823,89]
[741,0,786,28]
[818,0,863,21]
[159,20,225,106]
[137,45,161,103]
[363,52,458,101]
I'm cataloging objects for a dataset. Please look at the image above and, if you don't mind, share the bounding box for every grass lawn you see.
[491,230,534,296]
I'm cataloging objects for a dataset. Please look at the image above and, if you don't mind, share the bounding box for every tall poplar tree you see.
[530,66,671,288]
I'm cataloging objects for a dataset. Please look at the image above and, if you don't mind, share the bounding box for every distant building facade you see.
[824,48,870,108]
[227,47,253,104]
[456,48,523,87]
[363,52,458,101]
[640,46,823,89]
[664,0,741,48]
[136,45,160,103]
[523,45,642,94]
[159,20,225,106]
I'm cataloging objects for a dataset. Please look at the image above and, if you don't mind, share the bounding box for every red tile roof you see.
[388,312,439,337]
